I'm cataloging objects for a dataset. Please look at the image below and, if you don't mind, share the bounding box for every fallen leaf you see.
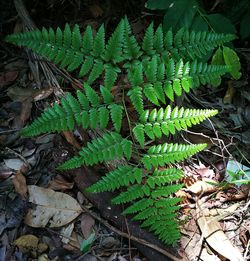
[196,200,243,261]
[25,185,82,227]
[209,203,240,217]
[4,158,24,170]
[187,178,218,194]
[63,131,81,149]
[48,175,74,191]
[223,81,235,104]
[89,4,103,18]
[0,71,18,88]
[12,170,28,198]
[14,234,39,253]
[7,86,53,102]
[64,231,81,250]
[20,97,33,123]
[61,223,74,244]
[81,214,95,239]
[80,232,95,253]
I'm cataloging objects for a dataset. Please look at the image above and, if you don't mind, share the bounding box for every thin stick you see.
[80,205,183,261]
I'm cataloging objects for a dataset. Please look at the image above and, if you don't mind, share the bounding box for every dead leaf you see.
[0,71,18,88]
[25,185,82,227]
[63,231,81,250]
[89,4,103,18]
[4,158,24,171]
[223,81,235,104]
[209,203,240,218]
[187,178,218,194]
[7,86,53,102]
[61,223,74,244]
[20,97,33,123]
[63,131,81,149]
[14,234,39,252]
[48,175,74,191]
[81,214,95,239]
[196,200,243,261]
[12,170,28,198]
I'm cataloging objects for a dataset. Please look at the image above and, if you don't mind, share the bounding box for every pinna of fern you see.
[5,18,236,89]
[133,106,218,147]
[127,56,231,110]
[21,83,123,137]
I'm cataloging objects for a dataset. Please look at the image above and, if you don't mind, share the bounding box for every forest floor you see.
[0,0,250,260]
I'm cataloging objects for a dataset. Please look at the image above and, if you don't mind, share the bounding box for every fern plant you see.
[6,18,240,245]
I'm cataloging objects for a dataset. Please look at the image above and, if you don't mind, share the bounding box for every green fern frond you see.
[83,83,100,107]
[58,132,132,170]
[103,20,124,63]
[142,143,207,170]
[104,64,119,90]
[151,184,184,198]
[100,86,114,104]
[92,25,105,58]
[144,55,157,82]
[147,168,184,189]
[133,106,218,147]
[122,198,154,214]
[154,25,164,53]
[87,60,104,84]
[164,29,236,61]
[127,62,143,86]
[142,23,155,55]
[21,85,122,136]
[79,56,94,77]
[82,25,93,54]
[127,86,144,115]
[123,18,142,60]
[108,104,124,132]
[144,214,180,244]
[6,19,239,247]
[86,166,143,192]
[112,184,150,204]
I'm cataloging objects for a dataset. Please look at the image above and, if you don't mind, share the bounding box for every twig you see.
[124,217,132,261]
[5,147,30,168]
[243,239,250,260]
[13,0,63,96]
[80,205,182,261]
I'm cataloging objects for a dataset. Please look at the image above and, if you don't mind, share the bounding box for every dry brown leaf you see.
[63,231,81,250]
[89,4,103,18]
[12,170,28,198]
[187,178,218,194]
[0,71,18,88]
[196,200,243,261]
[209,203,240,217]
[20,97,33,123]
[81,214,95,239]
[25,185,82,227]
[60,223,74,244]
[223,81,235,104]
[63,131,81,149]
[14,234,39,252]
[7,86,53,102]
[48,175,74,191]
